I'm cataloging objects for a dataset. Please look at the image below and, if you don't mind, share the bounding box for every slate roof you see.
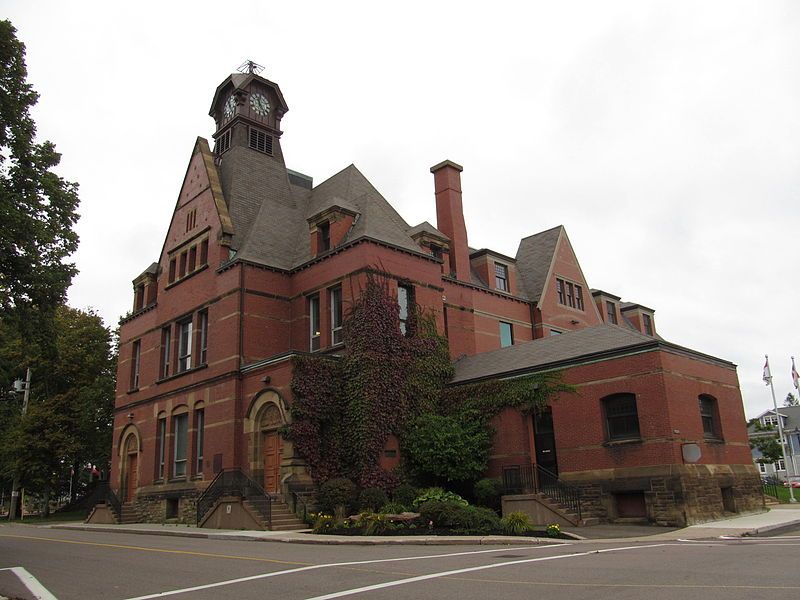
[228,160,427,270]
[514,225,562,303]
[748,406,800,435]
[407,221,449,241]
[451,323,661,383]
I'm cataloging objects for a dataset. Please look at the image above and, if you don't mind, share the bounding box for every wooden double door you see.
[262,431,282,494]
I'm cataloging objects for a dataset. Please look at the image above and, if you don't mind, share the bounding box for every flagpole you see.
[765,355,796,503]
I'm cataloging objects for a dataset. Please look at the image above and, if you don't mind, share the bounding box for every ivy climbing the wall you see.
[289,274,453,489]
[288,272,572,491]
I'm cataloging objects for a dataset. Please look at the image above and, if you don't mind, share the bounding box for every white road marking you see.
[303,543,672,599]
[123,544,567,600]
[0,566,58,600]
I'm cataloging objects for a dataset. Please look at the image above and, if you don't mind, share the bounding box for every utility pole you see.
[8,368,31,521]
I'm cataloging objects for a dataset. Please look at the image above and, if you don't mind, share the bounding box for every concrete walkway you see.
[48,505,800,545]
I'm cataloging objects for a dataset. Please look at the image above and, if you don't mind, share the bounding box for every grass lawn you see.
[765,487,800,503]
[6,510,87,524]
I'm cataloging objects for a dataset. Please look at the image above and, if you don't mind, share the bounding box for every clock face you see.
[223,95,236,119]
[250,93,270,116]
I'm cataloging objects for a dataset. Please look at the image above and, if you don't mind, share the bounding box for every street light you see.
[7,368,31,521]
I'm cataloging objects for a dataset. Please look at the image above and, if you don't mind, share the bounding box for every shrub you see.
[359,487,389,512]
[500,511,533,536]
[392,483,417,507]
[418,501,499,532]
[318,478,358,513]
[379,501,407,514]
[468,506,502,531]
[404,413,492,484]
[546,523,561,538]
[412,487,468,509]
[473,478,503,510]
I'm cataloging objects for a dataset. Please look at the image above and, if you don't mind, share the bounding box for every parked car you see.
[784,481,800,488]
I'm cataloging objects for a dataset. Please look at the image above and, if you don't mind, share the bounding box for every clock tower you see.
[208,61,289,165]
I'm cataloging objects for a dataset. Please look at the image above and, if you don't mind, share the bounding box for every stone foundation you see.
[561,464,764,527]
[133,483,203,525]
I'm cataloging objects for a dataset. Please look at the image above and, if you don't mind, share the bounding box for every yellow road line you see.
[0,534,309,566]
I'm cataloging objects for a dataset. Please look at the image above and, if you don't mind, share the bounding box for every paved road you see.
[1,523,799,600]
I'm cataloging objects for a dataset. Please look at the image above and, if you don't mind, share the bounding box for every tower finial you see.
[237,60,265,75]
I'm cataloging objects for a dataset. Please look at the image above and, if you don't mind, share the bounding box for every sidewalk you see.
[49,506,800,546]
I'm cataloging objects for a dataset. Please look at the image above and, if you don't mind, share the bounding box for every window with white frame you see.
[776,459,786,471]
[309,295,320,351]
[330,287,343,345]
[398,284,413,336]
[758,462,767,474]
[763,414,779,427]
[177,318,193,372]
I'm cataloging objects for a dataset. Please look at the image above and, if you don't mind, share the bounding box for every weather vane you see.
[237,60,265,75]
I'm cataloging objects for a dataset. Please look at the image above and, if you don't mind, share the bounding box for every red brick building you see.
[109,68,761,528]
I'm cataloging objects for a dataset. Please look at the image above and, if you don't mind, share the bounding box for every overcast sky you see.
[5,1,799,418]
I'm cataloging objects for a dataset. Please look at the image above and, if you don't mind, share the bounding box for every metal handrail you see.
[502,463,582,521]
[105,487,122,522]
[291,490,314,523]
[195,468,273,528]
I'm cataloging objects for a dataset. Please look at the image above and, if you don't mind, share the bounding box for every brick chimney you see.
[431,160,470,282]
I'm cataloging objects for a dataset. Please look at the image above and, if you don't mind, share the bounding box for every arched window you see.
[699,395,721,440]
[602,393,640,441]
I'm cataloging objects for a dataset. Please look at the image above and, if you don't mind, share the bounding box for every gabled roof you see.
[451,323,732,384]
[292,165,423,265]
[407,221,449,242]
[514,225,562,302]
[749,406,800,431]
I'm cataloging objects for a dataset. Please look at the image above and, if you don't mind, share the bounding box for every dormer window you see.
[430,245,443,261]
[643,313,653,335]
[319,222,331,252]
[494,263,509,292]
[248,126,273,155]
[763,414,779,427]
[606,301,618,324]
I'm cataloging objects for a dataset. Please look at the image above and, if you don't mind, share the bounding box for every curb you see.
[50,524,569,546]
[743,518,800,537]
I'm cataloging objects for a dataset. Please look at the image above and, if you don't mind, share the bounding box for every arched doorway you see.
[258,404,283,494]
[122,434,139,503]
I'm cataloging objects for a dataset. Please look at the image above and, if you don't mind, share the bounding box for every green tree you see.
[785,393,799,407]
[0,306,115,512]
[403,413,492,485]
[0,20,80,315]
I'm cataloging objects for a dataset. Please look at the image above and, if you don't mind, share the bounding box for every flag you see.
[792,357,799,390]
[763,357,771,385]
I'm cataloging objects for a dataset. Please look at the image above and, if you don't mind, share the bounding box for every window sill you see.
[603,438,643,447]
[704,437,725,444]
[126,387,140,395]
[168,477,188,484]
[165,263,209,290]
[157,363,208,384]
